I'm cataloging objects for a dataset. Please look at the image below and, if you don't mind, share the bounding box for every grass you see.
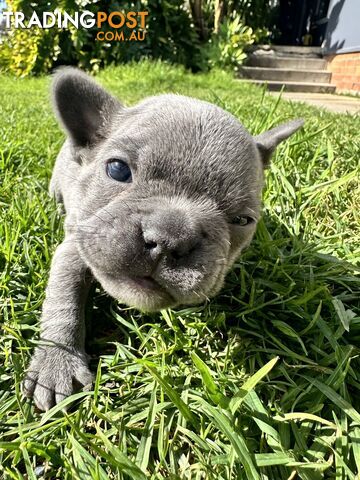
[0,60,359,479]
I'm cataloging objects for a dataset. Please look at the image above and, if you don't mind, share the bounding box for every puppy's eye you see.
[231,215,255,226]
[106,159,132,182]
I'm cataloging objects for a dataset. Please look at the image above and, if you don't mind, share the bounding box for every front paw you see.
[23,343,94,411]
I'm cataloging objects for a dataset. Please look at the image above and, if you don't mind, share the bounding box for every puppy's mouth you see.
[90,262,223,311]
[123,273,184,311]
[125,273,177,301]
[128,275,162,291]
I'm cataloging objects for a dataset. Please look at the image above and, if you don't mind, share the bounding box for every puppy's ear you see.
[255,119,304,167]
[52,67,121,147]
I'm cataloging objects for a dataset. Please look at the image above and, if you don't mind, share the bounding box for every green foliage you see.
[0,27,60,76]
[0,0,204,76]
[0,0,268,76]
[0,61,359,478]
[145,0,204,69]
[205,13,256,70]
[0,0,59,76]
[225,0,278,41]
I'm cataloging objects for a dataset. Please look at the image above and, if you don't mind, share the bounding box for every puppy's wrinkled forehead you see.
[103,94,261,209]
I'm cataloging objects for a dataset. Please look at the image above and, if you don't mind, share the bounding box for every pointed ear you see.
[52,67,121,147]
[255,119,304,167]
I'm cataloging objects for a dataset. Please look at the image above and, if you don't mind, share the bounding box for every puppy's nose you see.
[142,210,201,262]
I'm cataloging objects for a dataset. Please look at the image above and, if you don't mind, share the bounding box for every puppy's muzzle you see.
[141,209,203,265]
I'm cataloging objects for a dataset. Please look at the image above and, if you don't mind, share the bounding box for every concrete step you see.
[255,45,323,57]
[239,79,336,93]
[247,55,328,70]
[239,66,331,83]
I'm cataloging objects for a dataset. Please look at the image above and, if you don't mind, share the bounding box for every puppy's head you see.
[53,68,303,311]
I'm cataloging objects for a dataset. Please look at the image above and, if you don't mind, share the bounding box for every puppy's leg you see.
[23,238,94,411]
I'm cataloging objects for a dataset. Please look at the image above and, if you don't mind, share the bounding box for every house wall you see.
[324,0,360,54]
[327,52,360,92]
[324,0,360,93]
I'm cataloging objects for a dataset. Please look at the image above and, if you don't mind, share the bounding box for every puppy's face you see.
[53,69,303,311]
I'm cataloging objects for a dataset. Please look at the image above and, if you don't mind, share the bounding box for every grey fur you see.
[23,68,303,410]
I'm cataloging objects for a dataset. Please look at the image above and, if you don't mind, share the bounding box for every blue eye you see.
[106,159,132,182]
[231,215,255,226]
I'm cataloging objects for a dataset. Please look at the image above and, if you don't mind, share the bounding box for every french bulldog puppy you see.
[23,68,303,410]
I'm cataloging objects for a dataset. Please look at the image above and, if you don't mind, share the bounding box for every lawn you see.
[0,61,359,479]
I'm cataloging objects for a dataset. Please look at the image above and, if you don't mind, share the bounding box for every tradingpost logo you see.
[0,9,148,42]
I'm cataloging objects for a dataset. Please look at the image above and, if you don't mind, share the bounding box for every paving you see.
[269,91,360,114]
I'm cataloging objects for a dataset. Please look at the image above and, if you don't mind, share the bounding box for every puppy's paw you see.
[23,345,94,411]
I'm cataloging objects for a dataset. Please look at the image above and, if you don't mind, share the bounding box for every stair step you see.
[256,44,323,57]
[247,55,327,70]
[239,66,331,83]
[239,79,336,93]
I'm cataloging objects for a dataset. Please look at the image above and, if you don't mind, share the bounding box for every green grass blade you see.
[94,426,147,480]
[304,376,360,424]
[135,382,157,471]
[68,434,110,480]
[196,397,260,479]
[191,351,228,407]
[142,361,197,425]
[273,412,337,429]
[230,357,279,414]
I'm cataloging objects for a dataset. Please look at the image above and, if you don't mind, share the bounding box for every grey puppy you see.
[23,68,303,411]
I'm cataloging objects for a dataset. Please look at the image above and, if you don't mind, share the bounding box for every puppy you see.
[23,68,303,410]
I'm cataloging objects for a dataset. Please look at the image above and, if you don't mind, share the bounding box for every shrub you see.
[0,0,203,76]
[205,13,256,70]
[0,0,272,76]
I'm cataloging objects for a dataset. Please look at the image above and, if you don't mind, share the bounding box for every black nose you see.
[142,210,201,262]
